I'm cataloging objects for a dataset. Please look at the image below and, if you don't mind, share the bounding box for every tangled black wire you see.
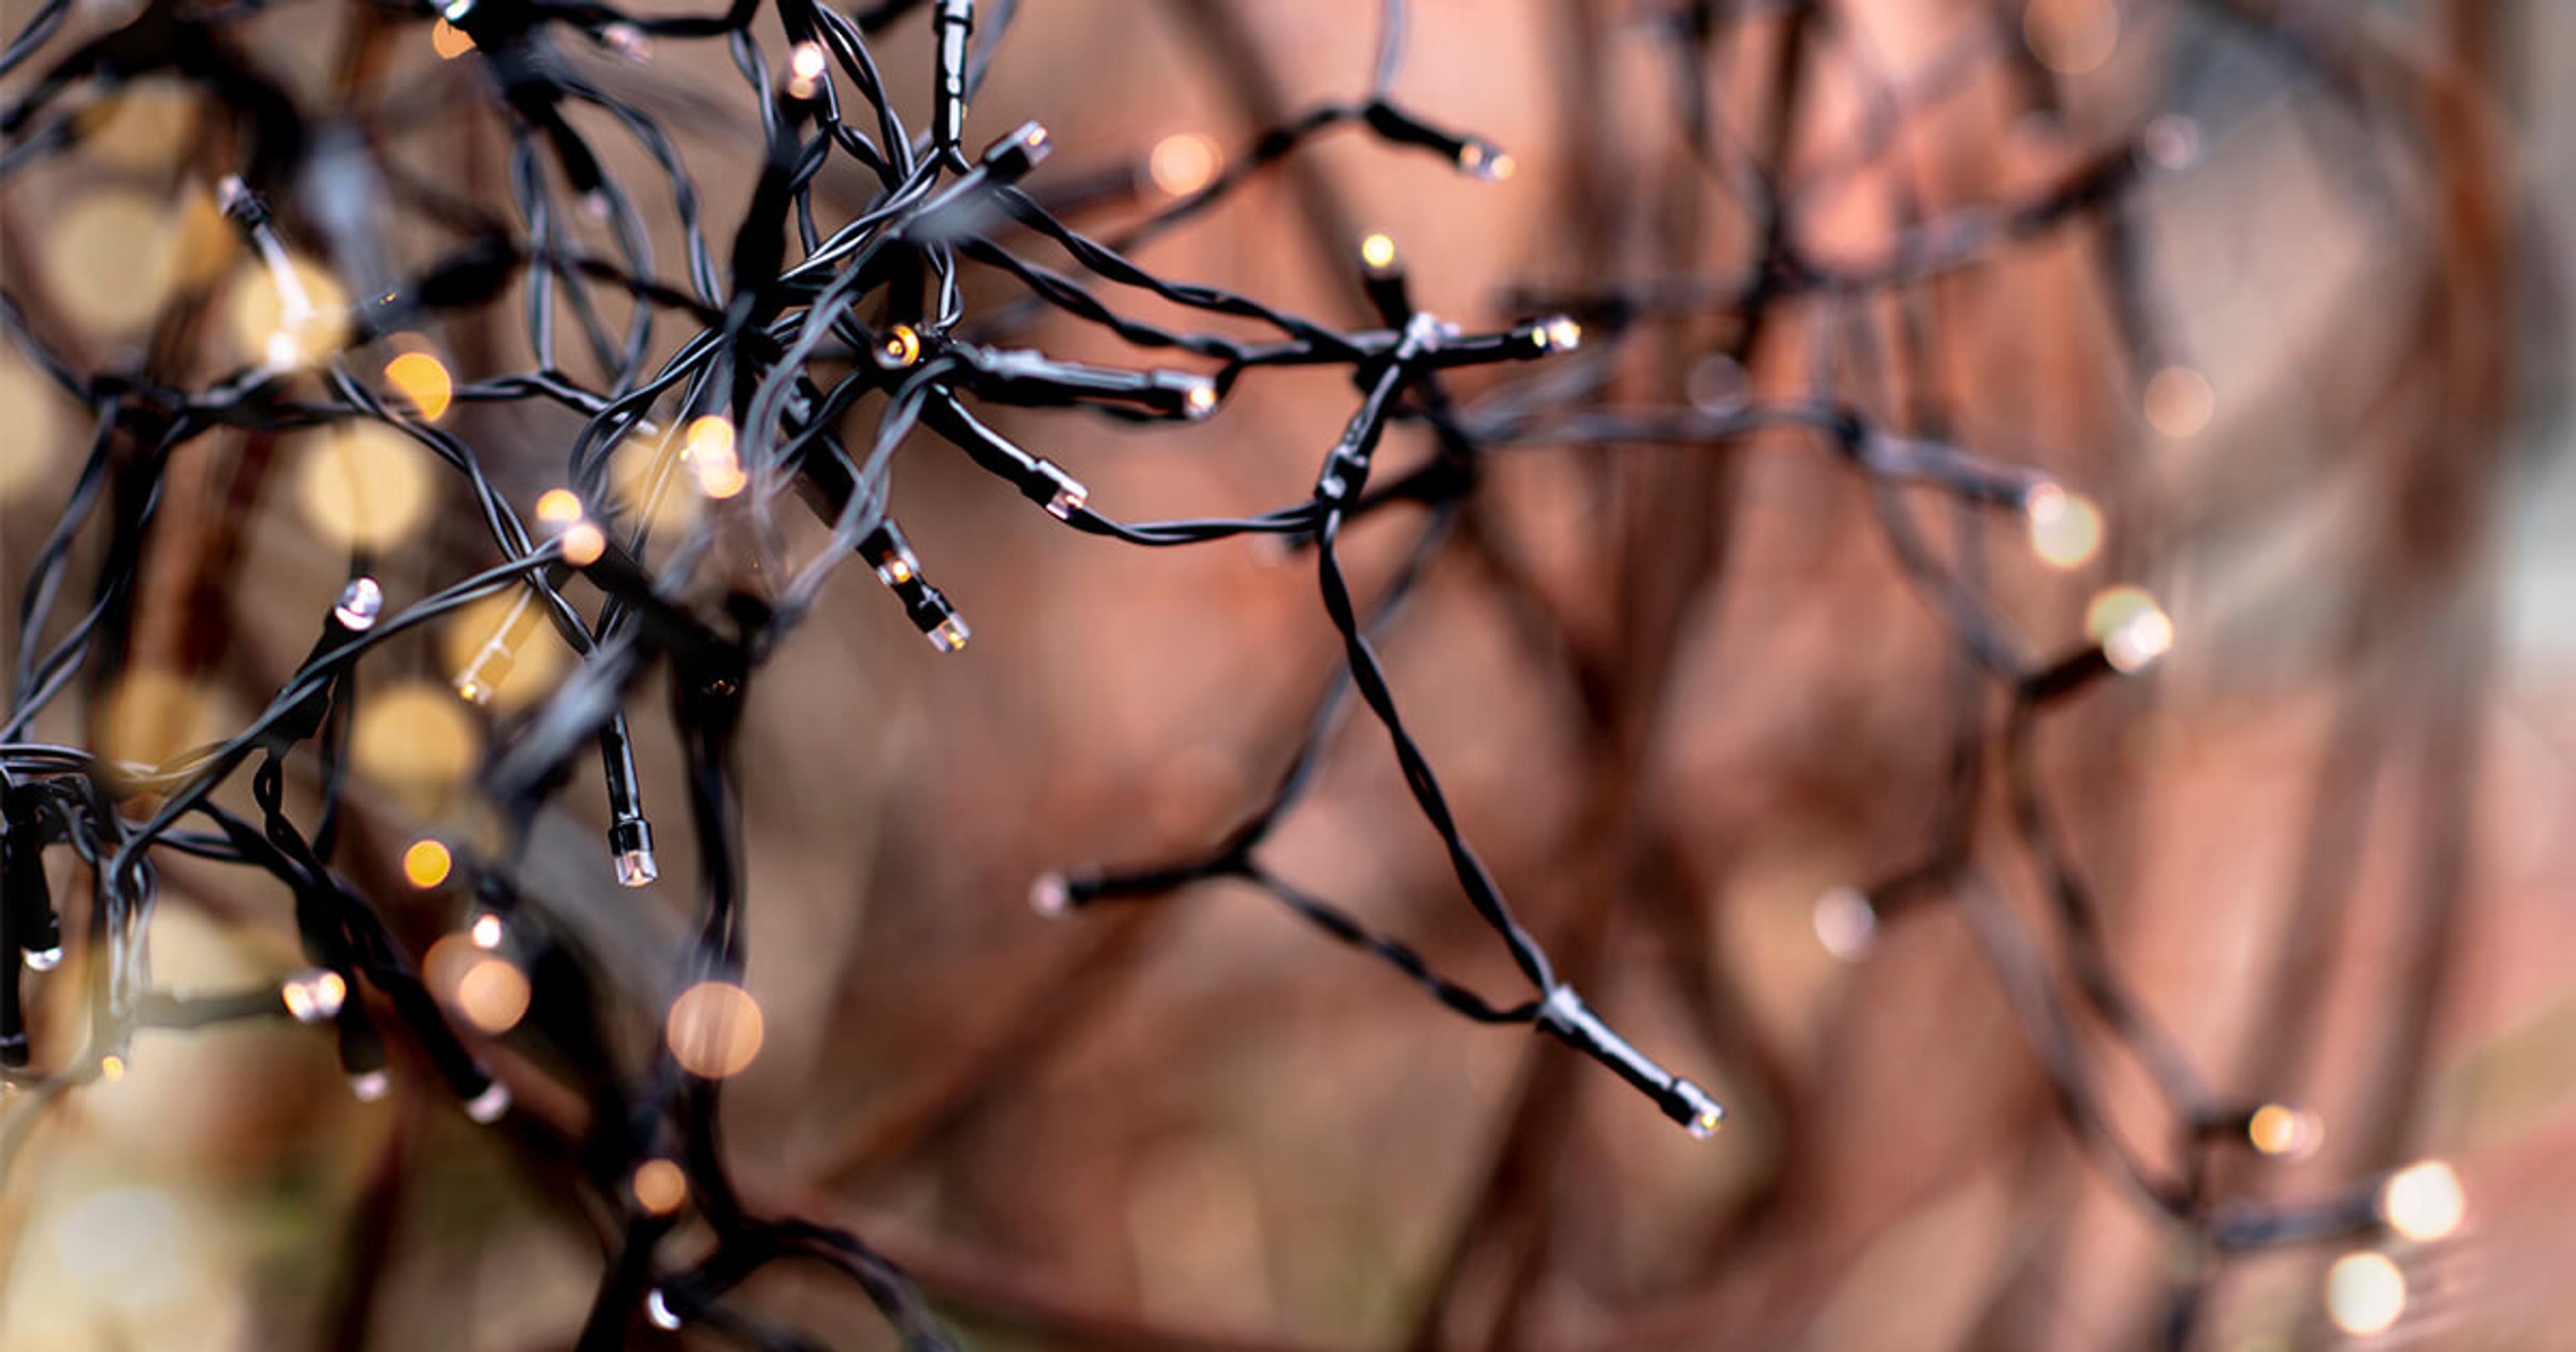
[0,0,2484,1346]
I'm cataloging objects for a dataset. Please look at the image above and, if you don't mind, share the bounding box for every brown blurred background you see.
[3,0,2573,1348]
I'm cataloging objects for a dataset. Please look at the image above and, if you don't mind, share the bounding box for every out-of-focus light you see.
[2025,483,2104,571]
[52,190,177,333]
[229,253,351,370]
[53,1186,176,1291]
[786,40,826,99]
[407,834,458,885]
[665,980,765,1078]
[299,425,432,549]
[454,956,530,1033]
[384,351,453,421]
[1148,132,1221,196]
[2143,366,2213,438]
[1359,232,1398,271]
[535,488,583,524]
[99,1054,127,1082]
[2086,586,2174,673]
[559,521,606,567]
[2142,115,2201,170]
[2379,1160,2466,1242]
[2246,1103,2321,1158]
[2023,0,2118,76]
[685,416,746,499]
[645,1288,683,1331]
[464,1081,511,1124]
[2324,1251,2406,1337]
[1812,886,1878,961]
[469,912,506,950]
[431,17,474,58]
[352,683,480,789]
[280,968,348,1023]
[630,1159,688,1215]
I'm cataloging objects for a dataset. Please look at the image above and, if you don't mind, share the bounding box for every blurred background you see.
[2,0,2573,1347]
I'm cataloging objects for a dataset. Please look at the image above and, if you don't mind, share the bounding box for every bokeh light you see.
[297,424,434,549]
[665,980,765,1078]
[2325,1251,2407,1337]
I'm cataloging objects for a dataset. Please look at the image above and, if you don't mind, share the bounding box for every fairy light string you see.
[0,0,2495,1346]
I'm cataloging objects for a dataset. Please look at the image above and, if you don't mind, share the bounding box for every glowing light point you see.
[403,839,453,889]
[281,968,349,1023]
[464,1080,512,1124]
[25,945,63,972]
[927,615,971,653]
[333,577,384,631]
[2091,587,2174,673]
[1029,872,1071,917]
[786,41,826,99]
[1147,132,1221,196]
[1538,315,1582,353]
[2247,1103,2321,1158]
[469,912,506,950]
[535,488,583,524]
[350,1070,391,1102]
[384,351,453,421]
[2025,482,2104,570]
[877,324,922,370]
[645,1289,683,1331]
[560,522,606,567]
[99,1054,126,1082]
[2325,1251,2406,1337]
[1812,886,1878,961]
[1182,380,1219,418]
[665,980,765,1079]
[630,1159,687,1215]
[1358,232,1398,272]
[1457,140,1515,182]
[601,21,650,62]
[2379,1160,2466,1242]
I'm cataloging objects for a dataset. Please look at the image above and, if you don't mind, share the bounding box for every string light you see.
[0,0,2486,1344]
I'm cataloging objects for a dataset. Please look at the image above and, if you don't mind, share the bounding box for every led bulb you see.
[333,577,384,631]
[2025,483,2104,570]
[600,21,650,62]
[1812,886,1878,961]
[630,1159,688,1216]
[280,968,349,1023]
[349,1070,391,1102]
[2245,1103,2320,1158]
[1029,872,1071,917]
[469,912,506,950]
[1456,140,1515,182]
[1358,232,1398,272]
[535,488,583,524]
[786,40,826,99]
[560,522,606,567]
[24,945,63,972]
[1182,381,1219,418]
[100,1054,127,1081]
[877,324,922,370]
[645,1289,683,1331]
[614,847,660,889]
[927,614,971,653]
[464,1080,512,1124]
[1537,315,1582,353]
